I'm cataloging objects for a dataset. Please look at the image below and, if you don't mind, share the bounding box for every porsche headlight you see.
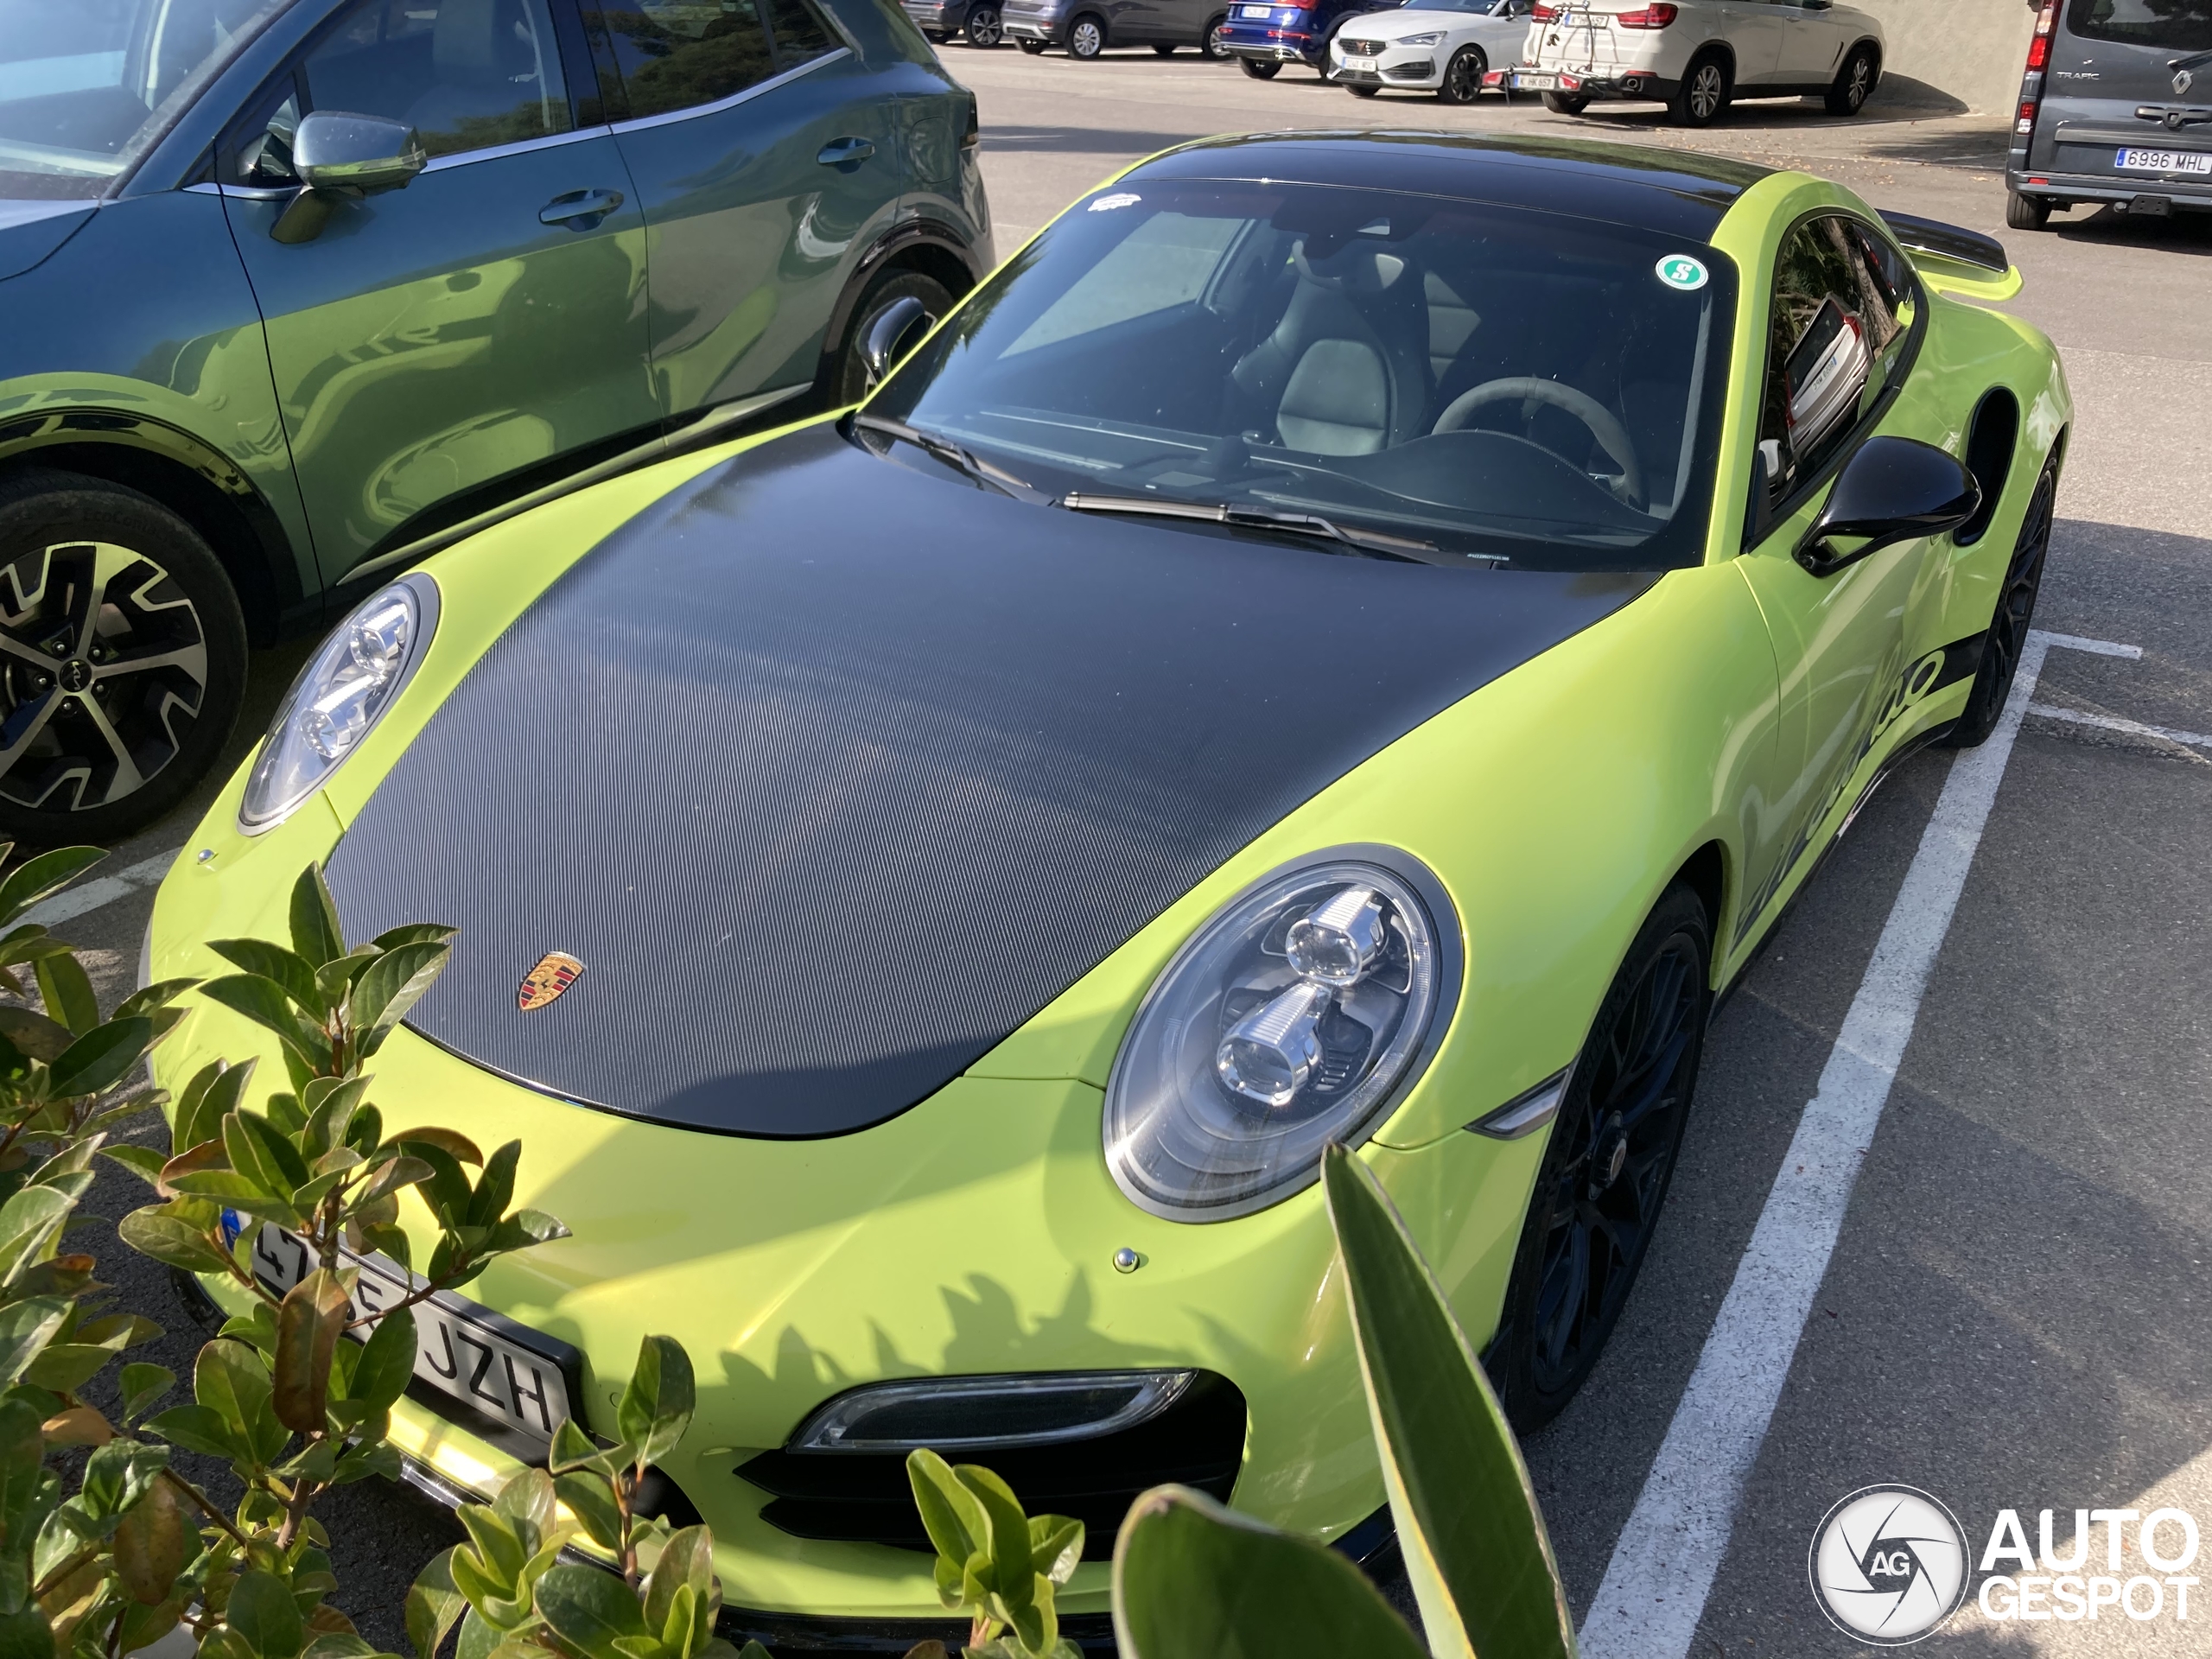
[240,575,437,830]
[1397,29,1446,43]
[1104,850,1459,1222]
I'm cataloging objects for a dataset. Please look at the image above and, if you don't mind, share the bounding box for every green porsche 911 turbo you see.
[143,130,2066,1648]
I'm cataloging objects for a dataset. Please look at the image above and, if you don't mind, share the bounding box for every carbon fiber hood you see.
[326,425,1651,1136]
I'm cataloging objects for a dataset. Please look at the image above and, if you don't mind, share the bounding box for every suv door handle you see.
[539,188,624,229]
[817,137,876,169]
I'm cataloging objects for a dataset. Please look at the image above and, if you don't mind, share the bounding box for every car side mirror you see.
[861,295,935,387]
[1796,436,1980,578]
[271,111,427,245]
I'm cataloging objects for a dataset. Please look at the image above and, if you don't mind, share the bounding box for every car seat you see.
[405,0,556,143]
[1230,237,1431,455]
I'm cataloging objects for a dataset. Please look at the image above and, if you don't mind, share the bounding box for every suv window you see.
[2064,0,2212,49]
[1758,213,1914,517]
[582,2,782,119]
[234,0,574,181]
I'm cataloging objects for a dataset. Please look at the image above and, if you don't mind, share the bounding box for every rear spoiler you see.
[1877,209,2021,302]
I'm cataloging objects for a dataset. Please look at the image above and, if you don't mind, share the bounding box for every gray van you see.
[2007,0,2212,228]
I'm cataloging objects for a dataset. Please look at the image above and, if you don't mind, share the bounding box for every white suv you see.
[1510,1,1885,127]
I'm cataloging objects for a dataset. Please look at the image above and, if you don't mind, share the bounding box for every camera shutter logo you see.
[1809,1485,1969,1644]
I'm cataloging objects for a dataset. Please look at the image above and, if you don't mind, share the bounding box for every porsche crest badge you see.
[518,952,583,1011]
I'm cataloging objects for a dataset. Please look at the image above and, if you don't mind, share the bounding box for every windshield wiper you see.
[849,413,1050,503]
[1061,493,1497,565]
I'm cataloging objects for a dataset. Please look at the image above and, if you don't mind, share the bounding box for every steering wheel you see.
[1431,377,1646,511]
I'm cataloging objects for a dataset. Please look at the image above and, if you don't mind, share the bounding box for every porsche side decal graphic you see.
[518,952,584,1011]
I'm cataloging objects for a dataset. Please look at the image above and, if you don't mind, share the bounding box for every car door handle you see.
[817,137,876,169]
[539,188,624,230]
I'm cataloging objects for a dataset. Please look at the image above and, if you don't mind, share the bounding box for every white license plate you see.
[2116,147,2212,175]
[1239,4,1270,14]
[1344,54,1376,69]
[241,1219,577,1444]
[1514,71,1560,88]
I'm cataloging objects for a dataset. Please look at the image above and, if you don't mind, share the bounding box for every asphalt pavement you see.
[53,51,2212,1658]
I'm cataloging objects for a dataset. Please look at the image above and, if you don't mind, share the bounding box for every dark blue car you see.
[1218,0,1401,75]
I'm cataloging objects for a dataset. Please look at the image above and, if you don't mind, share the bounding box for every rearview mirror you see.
[1796,436,1980,578]
[861,295,935,388]
[272,111,427,244]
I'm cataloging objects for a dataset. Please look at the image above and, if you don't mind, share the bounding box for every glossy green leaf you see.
[615,1336,693,1471]
[353,942,451,1058]
[113,976,198,1021]
[210,938,325,1018]
[1111,1484,1427,1659]
[119,1362,176,1424]
[196,1338,286,1465]
[175,1058,257,1156]
[33,952,98,1039]
[229,1567,308,1659]
[112,1473,191,1605]
[349,1306,416,1411]
[100,1143,169,1185]
[552,1471,621,1551]
[906,1447,986,1574]
[0,846,104,924]
[48,1014,153,1098]
[290,864,348,970]
[0,1008,71,1065]
[643,1525,715,1638]
[144,1402,245,1460]
[534,1562,649,1659]
[1322,1144,1575,1659]
[200,975,331,1074]
[274,1268,350,1433]
[0,1187,74,1284]
[118,1205,233,1274]
[408,1546,467,1659]
[1030,1515,1083,1587]
[0,1300,67,1386]
[0,1605,54,1659]
[304,1077,372,1160]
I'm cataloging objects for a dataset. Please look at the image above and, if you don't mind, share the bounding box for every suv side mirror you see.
[1796,435,1980,578]
[272,112,427,245]
[861,295,935,387]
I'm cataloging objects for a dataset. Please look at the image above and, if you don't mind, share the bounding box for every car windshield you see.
[0,0,287,198]
[868,178,1735,573]
[2065,0,2212,48]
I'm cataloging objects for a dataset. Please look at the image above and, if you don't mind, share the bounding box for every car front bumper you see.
[1330,45,1443,87]
[147,748,1537,1631]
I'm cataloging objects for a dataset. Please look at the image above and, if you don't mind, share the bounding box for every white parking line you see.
[19,849,181,930]
[1578,628,2142,1659]
[2028,702,2212,751]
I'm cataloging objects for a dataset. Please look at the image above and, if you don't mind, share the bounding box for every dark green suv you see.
[0,0,992,840]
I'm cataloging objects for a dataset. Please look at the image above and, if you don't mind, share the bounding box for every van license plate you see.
[2116,148,2212,175]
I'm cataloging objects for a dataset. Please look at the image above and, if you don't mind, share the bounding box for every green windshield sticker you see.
[1656,254,1709,291]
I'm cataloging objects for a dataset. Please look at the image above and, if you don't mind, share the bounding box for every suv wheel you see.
[1067,14,1105,56]
[2005,189,2053,231]
[0,469,247,843]
[1824,42,1876,115]
[1541,89,1588,115]
[1240,55,1280,78]
[1204,15,1231,57]
[830,269,956,408]
[965,3,1003,44]
[1670,52,1730,126]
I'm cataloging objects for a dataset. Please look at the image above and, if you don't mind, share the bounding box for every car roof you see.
[1126,131,1772,242]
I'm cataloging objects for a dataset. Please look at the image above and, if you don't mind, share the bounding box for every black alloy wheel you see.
[1944,461,2056,749]
[1670,52,1729,126]
[0,469,247,842]
[1067,14,1105,56]
[1438,43,1484,103]
[1825,42,1875,115]
[1204,16,1231,57]
[966,3,1003,45]
[1541,89,1587,115]
[1017,35,1048,50]
[828,268,955,409]
[1491,884,1711,1431]
[1240,55,1280,77]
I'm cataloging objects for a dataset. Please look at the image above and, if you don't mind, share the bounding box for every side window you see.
[582,1,779,119]
[1758,213,1912,512]
[300,0,572,158]
[764,0,840,64]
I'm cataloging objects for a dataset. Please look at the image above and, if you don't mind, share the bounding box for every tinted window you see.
[2064,0,2212,49]
[869,180,1738,573]
[289,0,574,161]
[765,0,839,62]
[1757,213,1913,514]
[0,0,285,198]
[585,1,777,119]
